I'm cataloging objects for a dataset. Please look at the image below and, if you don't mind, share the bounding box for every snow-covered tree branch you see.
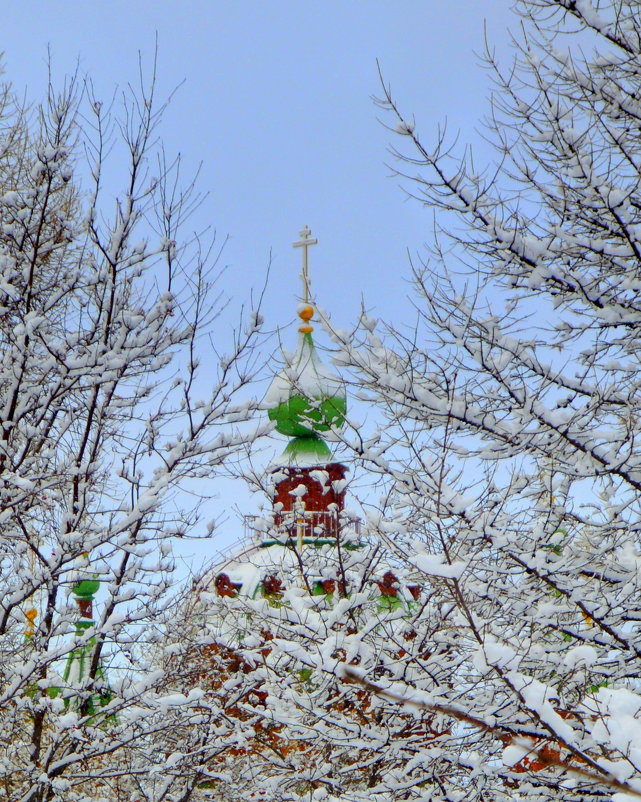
[327,1,641,799]
[0,63,263,802]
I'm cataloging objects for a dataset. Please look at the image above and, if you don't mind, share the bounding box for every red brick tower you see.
[271,462,347,541]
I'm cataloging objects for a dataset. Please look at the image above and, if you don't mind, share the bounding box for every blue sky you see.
[2,2,515,557]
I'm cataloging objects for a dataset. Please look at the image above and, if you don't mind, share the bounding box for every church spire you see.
[62,554,114,720]
[266,227,346,467]
[263,228,349,544]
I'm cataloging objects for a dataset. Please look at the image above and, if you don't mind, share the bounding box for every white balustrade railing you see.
[243,511,361,541]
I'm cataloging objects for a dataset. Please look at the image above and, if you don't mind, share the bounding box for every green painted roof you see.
[266,330,346,466]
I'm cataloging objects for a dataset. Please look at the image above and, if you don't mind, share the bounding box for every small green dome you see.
[283,436,332,462]
[73,579,100,600]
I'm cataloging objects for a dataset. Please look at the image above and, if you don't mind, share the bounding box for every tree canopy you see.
[0,64,263,801]
[327,1,641,799]
[8,1,641,799]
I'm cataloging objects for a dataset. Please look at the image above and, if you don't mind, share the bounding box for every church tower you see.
[265,225,349,548]
[194,230,434,801]
[212,226,360,598]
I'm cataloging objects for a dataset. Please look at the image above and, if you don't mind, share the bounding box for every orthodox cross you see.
[293,225,318,303]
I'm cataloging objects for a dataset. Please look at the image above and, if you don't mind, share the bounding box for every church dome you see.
[266,318,346,440]
[266,308,346,467]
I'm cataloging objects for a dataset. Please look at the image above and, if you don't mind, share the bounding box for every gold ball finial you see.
[25,608,38,638]
[299,305,314,334]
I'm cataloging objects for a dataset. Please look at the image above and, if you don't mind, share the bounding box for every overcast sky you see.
[2,2,516,558]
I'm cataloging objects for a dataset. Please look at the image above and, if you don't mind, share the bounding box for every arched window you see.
[377,571,398,598]
[377,571,402,612]
[262,574,284,597]
[312,578,347,597]
[214,573,241,598]
[408,585,422,601]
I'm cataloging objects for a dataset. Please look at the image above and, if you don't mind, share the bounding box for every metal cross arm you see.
[293,225,318,303]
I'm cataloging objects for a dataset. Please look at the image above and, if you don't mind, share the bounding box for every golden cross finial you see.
[293,225,318,303]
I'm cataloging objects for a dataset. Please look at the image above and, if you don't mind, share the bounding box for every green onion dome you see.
[73,578,100,600]
[265,306,346,464]
[266,308,346,465]
[71,553,100,601]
